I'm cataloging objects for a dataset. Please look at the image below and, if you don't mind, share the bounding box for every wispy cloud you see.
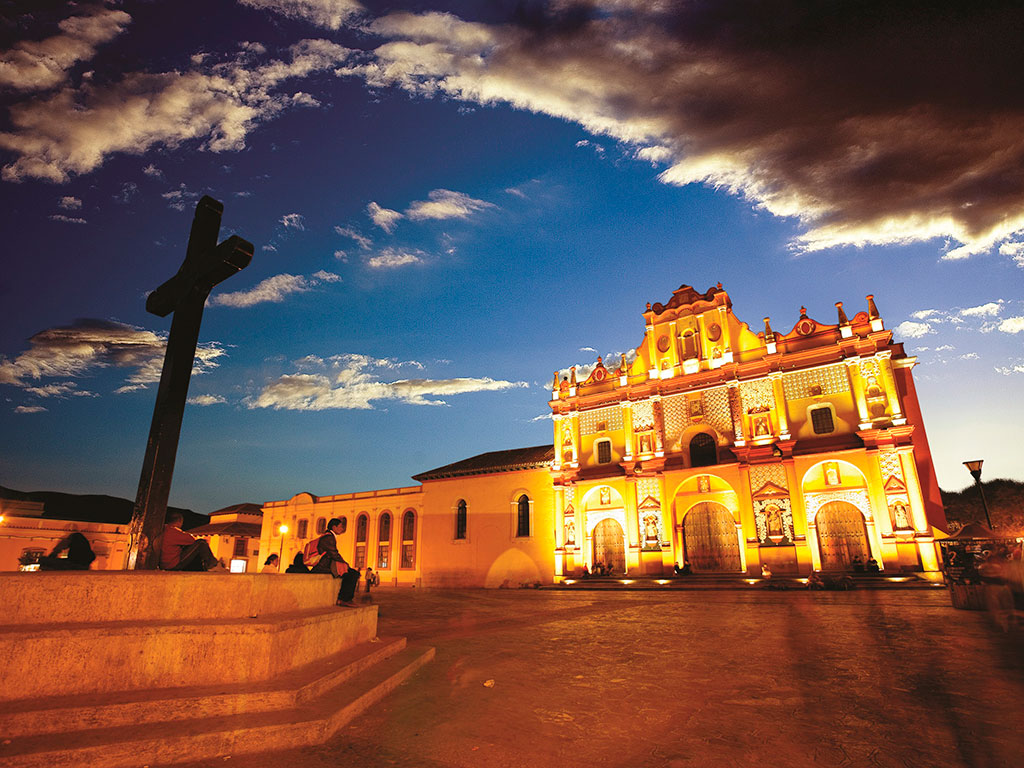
[188,394,227,406]
[23,381,96,398]
[343,3,1024,261]
[405,189,495,222]
[367,201,402,233]
[142,163,164,178]
[894,320,934,340]
[210,270,340,308]
[280,212,305,230]
[0,319,225,393]
[250,353,527,410]
[58,196,82,210]
[0,6,131,92]
[14,405,47,414]
[366,247,424,269]
[1,39,351,182]
[238,0,364,30]
[334,225,372,249]
[49,214,86,224]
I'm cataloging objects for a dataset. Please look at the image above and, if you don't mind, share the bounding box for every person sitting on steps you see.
[160,511,219,571]
[311,517,360,606]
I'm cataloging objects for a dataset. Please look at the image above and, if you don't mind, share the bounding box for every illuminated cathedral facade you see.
[259,284,947,586]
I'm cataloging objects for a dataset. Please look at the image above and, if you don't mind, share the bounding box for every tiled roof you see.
[187,521,263,537]
[209,502,263,516]
[413,445,554,481]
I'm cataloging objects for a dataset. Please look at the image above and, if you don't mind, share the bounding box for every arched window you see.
[296,519,308,539]
[338,517,348,534]
[455,499,468,540]
[378,512,392,569]
[689,433,717,467]
[682,330,697,359]
[354,514,368,568]
[315,517,327,535]
[516,495,531,537]
[401,510,416,569]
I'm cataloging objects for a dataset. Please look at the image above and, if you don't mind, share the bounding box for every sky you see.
[1,0,1022,514]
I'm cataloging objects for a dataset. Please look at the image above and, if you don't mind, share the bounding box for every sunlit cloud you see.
[367,201,402,233]
[239,0,364,30]
[188,393,227,406]
[0,6,131,92]
[14,405,47,414]
[894,321,934,339]
[58,196,81,210]
[959,301,1004,318]
[998,316,1024,334]
[49,214,86,224]
[1,38,351,182]
[210,270,340,308]
[250,352,527,410]
[0,319,225,393]
[334,224,372,249]
[366,247,423,269]
[142,163,164,178]
[280,212,305,229]
[405,189,495,221]
[342,2,1024,261]
[23,381,96,398]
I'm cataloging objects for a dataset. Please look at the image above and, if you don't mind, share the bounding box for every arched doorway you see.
[682,502,741,572]
[816,501,870,570]
[689,433,717,467]
[592,518,625,573]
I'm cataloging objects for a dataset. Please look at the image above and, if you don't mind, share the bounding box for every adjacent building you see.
[259,283,947,586]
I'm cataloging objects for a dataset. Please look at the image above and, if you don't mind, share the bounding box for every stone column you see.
[877,351,905,422]
[621,400,634,460]
[652,395,665,456]
[769,372,790,439]
[728,382,745,445]
[898,448,930,533]
[845,359,872,429]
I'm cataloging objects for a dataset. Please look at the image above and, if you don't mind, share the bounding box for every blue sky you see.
[1,1,1022,513]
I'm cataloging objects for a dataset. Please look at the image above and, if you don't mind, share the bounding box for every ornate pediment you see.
[638,494,661,510]
[883,475,907,493]
[752,481,789,500]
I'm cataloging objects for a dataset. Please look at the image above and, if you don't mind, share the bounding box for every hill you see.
[0,485,208,529]
[940,478,1024,536]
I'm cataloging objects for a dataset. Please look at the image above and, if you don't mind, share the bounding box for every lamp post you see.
[962,460,993,529]
[278,524,289,571]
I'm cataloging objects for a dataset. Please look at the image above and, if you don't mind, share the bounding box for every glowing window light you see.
[229,558,247,573]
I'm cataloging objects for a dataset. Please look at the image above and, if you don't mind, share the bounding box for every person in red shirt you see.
[160,511,218,571]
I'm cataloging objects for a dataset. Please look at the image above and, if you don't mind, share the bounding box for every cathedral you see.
[259,283,947,586]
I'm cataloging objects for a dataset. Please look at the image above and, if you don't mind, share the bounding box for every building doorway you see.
[816,501,870,570]
[682,502,741,572]
[592,518,626,574]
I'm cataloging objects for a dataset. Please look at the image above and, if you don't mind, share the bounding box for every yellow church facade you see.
[259,284,947,586]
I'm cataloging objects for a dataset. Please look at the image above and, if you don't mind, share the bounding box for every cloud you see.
[239,0,364,30]
[995,363,1024,376]
[0,319,225,392]
[1,38,351,182]
[14,405,47,414]
[405,189,496,221]
[23,381,96,398]
[0,6,131,92]
[959,301,1004,318]
[188,394,227,406]
[367,201,403,233]
[250,353,527,410]
[161,183,200,211]
[999,241,1024,268]
[49,214,86,224]
[579,346,597,353]
[280,212,305,229]
[58,195,81,210]
[998,316,1024,334]
[209,270,339,308]
[366,247,424,269]
[344,2,1024,258]
[894,321,934,339]
[142,163,164,178]
[334,225,372,249]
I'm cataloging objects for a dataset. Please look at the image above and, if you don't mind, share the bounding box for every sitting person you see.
[680,560,692,576]
[160,511,218,571]
[311,518,360,606]
[262,554,280,573]
[851,554,865,572]
[761,563,773,580]
[285,552,309,573]
[807,570,825,590]
[866,557,880,573]
[39,531,96,570]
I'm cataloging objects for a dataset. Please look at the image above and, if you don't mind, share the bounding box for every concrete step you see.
[546,574,942,590]
[0,644,435,768]
[0,635,407,738]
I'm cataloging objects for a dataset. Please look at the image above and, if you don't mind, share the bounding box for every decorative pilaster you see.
[727,382,745,445]
[844,359,872,429]
[652,395,665,456]
[877,351,905,423]
[621,400,634,460]
[768,372,789,439]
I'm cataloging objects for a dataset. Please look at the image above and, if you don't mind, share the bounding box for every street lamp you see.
[277,523,289,570]
[962,460,993,530]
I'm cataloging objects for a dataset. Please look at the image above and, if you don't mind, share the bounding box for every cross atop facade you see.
[126,196,253,570]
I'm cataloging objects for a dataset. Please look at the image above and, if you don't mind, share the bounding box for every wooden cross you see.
[126,196,253,570]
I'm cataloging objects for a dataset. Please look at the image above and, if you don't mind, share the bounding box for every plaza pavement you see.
[175,588,1024,768]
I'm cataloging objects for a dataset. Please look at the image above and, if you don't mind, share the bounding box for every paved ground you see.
[188,588,1024,768]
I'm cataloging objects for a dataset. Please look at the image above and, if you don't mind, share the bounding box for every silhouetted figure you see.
[39,532,96,570]
[160,511,218,571]
[851,555,865,573]
[286,552,310,573]
[866,557,880,573]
